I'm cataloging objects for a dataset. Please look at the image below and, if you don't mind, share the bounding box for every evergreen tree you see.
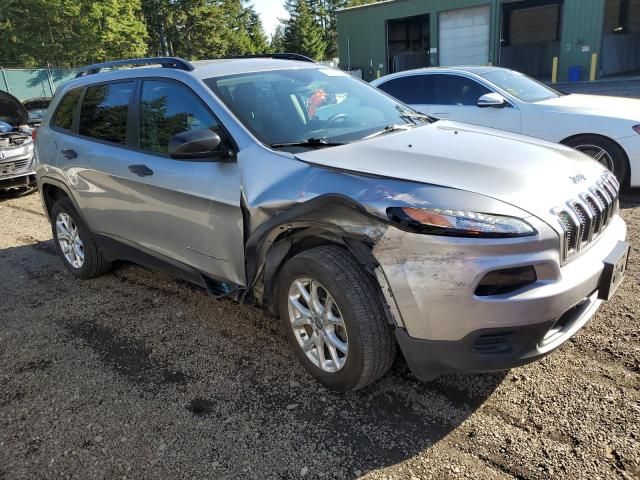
[310,0,347,59]
[245,6,269,53]
[283,0,325,60]
[0,0,272,66]
[270,24,286,53]
[0,0,148,67]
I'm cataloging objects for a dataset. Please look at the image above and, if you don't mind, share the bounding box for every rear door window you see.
[52,88,81,131]
[79,82,134,144]
[431,75,491,106]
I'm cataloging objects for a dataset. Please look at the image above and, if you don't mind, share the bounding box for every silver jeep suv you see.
[36,56,629,391]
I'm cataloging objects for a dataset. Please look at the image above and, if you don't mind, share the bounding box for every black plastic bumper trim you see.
[395,320,558,381]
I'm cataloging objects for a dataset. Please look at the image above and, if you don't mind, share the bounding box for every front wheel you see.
[563,135,629,186]
[277,245,396,392]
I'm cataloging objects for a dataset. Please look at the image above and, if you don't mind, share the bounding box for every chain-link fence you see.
[0,67,79,101]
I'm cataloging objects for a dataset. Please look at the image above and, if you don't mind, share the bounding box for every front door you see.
[425,74,522,134]
[124,79,244,285]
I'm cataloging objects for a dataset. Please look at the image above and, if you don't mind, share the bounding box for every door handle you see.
[128,164,154,177]
[61,148,77,159]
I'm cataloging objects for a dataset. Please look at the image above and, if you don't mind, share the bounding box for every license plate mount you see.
[0,163,16,175]
[598,241,631,301]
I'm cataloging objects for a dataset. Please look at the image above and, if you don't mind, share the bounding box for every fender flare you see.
[39,176,87,223]
[243,194,397,319]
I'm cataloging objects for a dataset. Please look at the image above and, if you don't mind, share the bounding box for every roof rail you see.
[222,53,316,63]
[75,57,194,78]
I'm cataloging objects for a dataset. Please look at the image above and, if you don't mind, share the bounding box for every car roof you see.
[56,58,326,95]
[371,66,509,84]
[190,58,321,79]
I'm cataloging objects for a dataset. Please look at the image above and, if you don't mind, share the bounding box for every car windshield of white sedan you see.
[480,70,562,103]
[204,68,430,148]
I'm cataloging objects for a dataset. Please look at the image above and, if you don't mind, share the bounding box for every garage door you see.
[439,5,490,66]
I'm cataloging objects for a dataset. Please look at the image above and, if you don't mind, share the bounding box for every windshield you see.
[480,70,562,102]
[204,68,430,148]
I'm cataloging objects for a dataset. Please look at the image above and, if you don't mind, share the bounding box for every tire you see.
[277,245,396,392]
[50,197,112,279]
[562,135,629,186]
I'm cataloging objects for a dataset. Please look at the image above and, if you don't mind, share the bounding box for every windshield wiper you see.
[364,123,415,139]
[395,105,433,124]
[269,137,345,149]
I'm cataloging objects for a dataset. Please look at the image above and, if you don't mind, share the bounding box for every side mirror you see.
[168,128,232,161]
[477,93,507,109]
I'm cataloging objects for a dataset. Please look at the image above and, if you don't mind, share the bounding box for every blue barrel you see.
[568,66,582,82]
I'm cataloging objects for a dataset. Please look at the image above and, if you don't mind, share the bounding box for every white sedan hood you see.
[297,121,611,226]
[536,94,640,122]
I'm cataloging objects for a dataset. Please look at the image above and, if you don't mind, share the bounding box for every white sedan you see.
[371,67,640,187]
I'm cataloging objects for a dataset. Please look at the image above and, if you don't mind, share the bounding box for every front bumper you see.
[373,214,627,379]
[1,144,35,189]
[396,290,601,380]
[0,172,36,189]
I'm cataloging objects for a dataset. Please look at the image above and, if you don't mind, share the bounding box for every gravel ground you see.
[0,190,638,480]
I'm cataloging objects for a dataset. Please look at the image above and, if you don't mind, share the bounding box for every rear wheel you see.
[563,135,629,186]
[277,245,396,391]
[50,197,112,279]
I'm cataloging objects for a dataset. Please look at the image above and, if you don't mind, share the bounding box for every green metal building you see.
[336,0,640,82]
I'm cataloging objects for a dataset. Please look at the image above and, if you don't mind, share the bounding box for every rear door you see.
[425,74,522,133]
[56,80,139,234]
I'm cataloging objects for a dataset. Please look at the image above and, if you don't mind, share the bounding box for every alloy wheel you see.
[56,212,84,268]
[287,278,349,373]
[574,144,614,173]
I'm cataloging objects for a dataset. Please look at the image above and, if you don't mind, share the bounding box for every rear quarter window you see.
[52,88,82,131]
[79,82,134,145]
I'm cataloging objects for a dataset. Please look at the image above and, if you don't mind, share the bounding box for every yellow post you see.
[590,53,598,81]
[551,56,558,84]
[376,70,380,79]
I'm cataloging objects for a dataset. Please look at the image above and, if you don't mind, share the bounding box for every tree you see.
[0,0,148,67]
[165,0,230,59]
[269,24,286,53]
[307,0,345,59]
[245,6,269,54]
[141,0,172,56]
[140,0,268,60]
[283,0,325,60]
[0,0,271,66]
[220,0,268,55]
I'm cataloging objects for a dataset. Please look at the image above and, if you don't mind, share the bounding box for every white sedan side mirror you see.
[477,93,507,108]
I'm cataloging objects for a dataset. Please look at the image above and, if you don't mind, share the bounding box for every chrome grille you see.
[0,158,30,176]
[552,172,619,263]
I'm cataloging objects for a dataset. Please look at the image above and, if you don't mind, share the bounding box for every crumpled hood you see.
[0,91,28,127]
[296,121,610,228]
[536,94,640,122]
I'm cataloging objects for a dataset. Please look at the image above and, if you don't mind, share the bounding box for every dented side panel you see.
[235,143,539,328]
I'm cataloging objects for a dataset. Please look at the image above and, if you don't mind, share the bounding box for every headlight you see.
[387,207,536,238]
